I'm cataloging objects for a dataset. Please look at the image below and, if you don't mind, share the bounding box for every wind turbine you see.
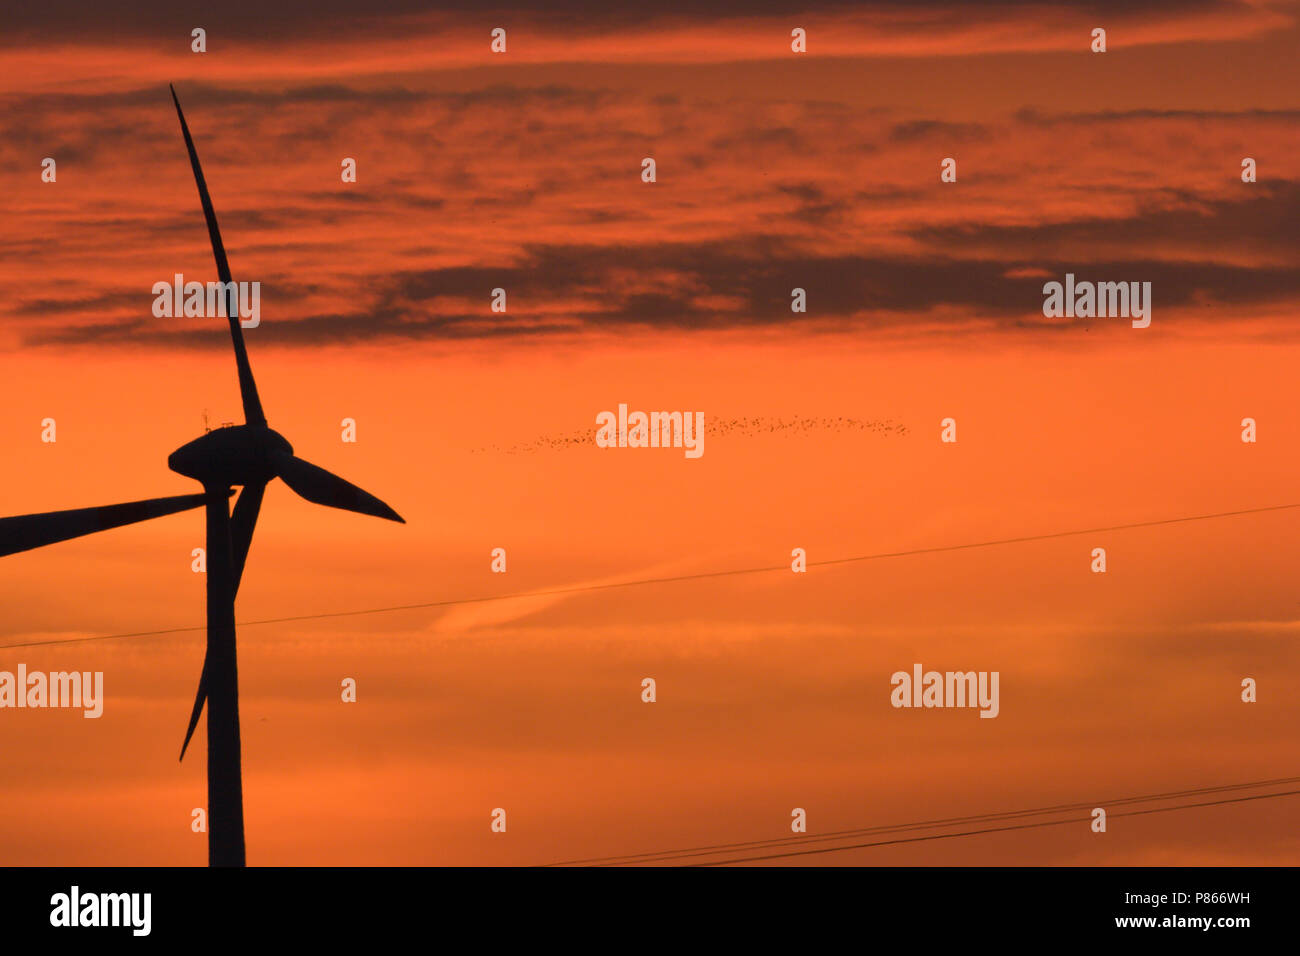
[0,85,404,866]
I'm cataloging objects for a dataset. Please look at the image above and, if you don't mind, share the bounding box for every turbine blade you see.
[179,659,207,762]
[169,84,267,428]
[274,453,404,523]
[0,492,212,558]
[230,480,266,592]
[180,481,263,762]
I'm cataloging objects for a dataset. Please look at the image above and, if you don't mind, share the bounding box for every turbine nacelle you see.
[168,424,293,487]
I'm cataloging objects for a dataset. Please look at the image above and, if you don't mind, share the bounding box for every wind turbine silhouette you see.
[0,85,404,867]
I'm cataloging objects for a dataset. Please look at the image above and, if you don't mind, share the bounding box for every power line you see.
[3,500,1297,652]
[545,775,1300,866]
[688,787,1300,866]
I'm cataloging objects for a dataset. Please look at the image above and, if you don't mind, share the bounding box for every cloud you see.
[889,120,989,142]
[909,181,1300,262]
[4,15,1297,351]
[1,0,1291,85]
[23,239,1299,348]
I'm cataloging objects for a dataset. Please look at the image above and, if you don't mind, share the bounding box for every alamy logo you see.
[595,404,704,458]
[1042,273,1151,328]
[0,664,103,717]
[50,886,150,936]
[890,664,999,718]
[152,273,260,327]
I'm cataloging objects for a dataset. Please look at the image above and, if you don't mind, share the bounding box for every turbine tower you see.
[0,85,404,867]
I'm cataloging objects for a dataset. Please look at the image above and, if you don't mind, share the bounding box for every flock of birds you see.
[471,416,909,455]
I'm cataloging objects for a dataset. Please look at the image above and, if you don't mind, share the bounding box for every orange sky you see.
[1,1,1298,865]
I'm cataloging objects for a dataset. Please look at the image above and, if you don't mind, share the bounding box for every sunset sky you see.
[1,0,1298,865]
